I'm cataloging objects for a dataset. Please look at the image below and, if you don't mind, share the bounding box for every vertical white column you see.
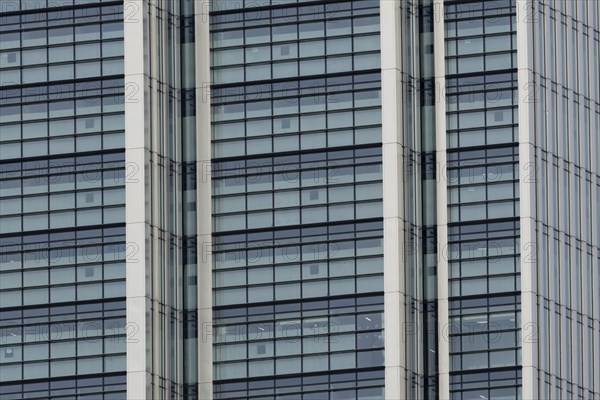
[124,0,151,398]
[516,1,539,399]
[380,0,406,398]
[432,0,449,398]
[196,2,213,399]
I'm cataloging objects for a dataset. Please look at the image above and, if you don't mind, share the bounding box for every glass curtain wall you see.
[529,0,600,398]
[0,1,126,398]
[138,0,201,397]
[400,0,438,398]
[210,1,384,398]
[444,1,522,399]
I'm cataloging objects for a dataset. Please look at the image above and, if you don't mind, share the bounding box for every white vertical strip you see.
[125,0,151,398]
[516,1,538,399]
[196,2,213,399]
[433,0,449,398]
[380,0,405,398]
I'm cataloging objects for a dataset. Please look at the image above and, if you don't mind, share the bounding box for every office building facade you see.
[1,0,599,399]
[0,0,127,398]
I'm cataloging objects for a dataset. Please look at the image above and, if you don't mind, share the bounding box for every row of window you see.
[0,354,125,382]
[449,199,519,223]
[448,126,517,148]
[0,261,125,291]
[447,106,517,131]
[0,298,126,330]
[451,348,520,372]
[216,127,381,157]
[0,38,123,69]
[214,164,382,195]
[448,180,519,205]
[213,108,381,135]
[214,242,383,276]
[444,0,515,19]
[0,151,124,175]
[1,59,123,86]
[214,235,383,268]
[0,94,124,124]
[0,21,123,50]
[212,35,379,67]
[214,52,380,84]
[213,219,382,247]
[445,14,516,39]
[447,162,518,188]
[214,91,380,134]
[214,292,381,318]
[446,88,517,113]
[0,222,123,245]
[448,144,518,166]
[11,160,125,191]
[450,328,520,353]
[446,52,517,76]
[446,32,515,57]
[215,348,383,380]
[214,246,383,278]
[450,272,520,297]
[448,237,519,261]
[0,318,126,346]
[211,16,379,49]
[211,146,381,174]
[215,182,381,214]
[1,187,124,215]
[449,249,519,275]
[0,337,125,365]
[445,71,516,94]
[452,383,520,400]
[0,77,124,104]
[214,307,383,378]
[210,0,379,27]
[215,200,382,231]
[0,1,122,21]
[0,373,125,400]
[0,169,124,196]
[451,367,521,389]
[211,72,381,103]
[216,329,383,363]
[0,279,125,307]
[214,369,383,400]
[1,240,126,270]
[215,274,382,306]
[0,133,124,160]
[1,113,124,142]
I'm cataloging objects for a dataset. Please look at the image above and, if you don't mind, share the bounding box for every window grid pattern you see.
[0,2,124,86]
[212,295,384,399]
[210,1,384,398]
[449,295,522,397]
[530,1,600,398]
[0,300,126,390]
[213,149,383,232]
[210,1,380,84]
[0,2,125,398]
[444,1,521,399]
[211,73,382,157]
[213,222,383,306]
[0,153,125,234]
